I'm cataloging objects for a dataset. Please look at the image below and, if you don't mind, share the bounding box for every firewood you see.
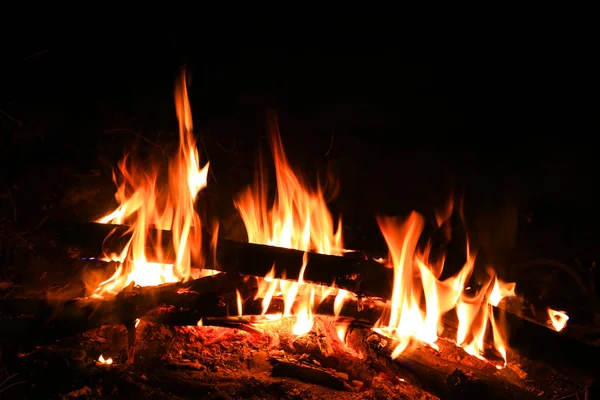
[270,355,354,391]
[364,331,537,400]
[45,221,391,297]
[0,274,242,344]
[48,221,600,378]
[1,272,596,398]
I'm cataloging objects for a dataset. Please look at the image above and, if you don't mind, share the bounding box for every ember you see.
[548,308,569,332]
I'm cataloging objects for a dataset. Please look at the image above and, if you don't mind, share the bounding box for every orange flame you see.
[92,71,210,297]
[548,308,569,331]
[235,111,343,255]
[374,211,516,366]
[235,112,344,335]
[98,354,113,365]
[90,73,519,367]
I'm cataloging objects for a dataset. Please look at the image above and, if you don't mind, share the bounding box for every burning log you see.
[364,332,538,399]
[42,220,600,378]
[45,220,392,297]
[0,274,243,345]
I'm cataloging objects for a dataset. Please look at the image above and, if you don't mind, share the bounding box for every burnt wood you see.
[270,356,354,391]
[367,332,537,400]
[40,220,600,377]
[45,220,393,297]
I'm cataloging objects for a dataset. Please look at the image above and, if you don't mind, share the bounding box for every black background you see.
[1,15,599,280]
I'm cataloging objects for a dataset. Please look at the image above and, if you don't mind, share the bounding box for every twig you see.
[23,50,48,61]
[324,128,334,157]
[0,373,18,389]
[104,129,161,149]
[557,393,578,400]
[215,139,236,154]
[8,192,17,223]
[0,380,26,393]
[0,109,22,126]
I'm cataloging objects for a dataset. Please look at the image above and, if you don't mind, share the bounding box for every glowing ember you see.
[374,212,516,366]
[236,289,243,317]
[548,308,569,331]
[92,70,211,298]
[98,354,113,365]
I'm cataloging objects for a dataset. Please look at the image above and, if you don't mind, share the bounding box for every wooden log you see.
[365,332,537,400]
[3,270,599,394]
[0,274,242,344]
[44,220,600,378]
[44,221,391,298]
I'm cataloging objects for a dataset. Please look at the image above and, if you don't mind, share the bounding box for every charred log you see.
[45,221,391,297]
[365,332,536,400]
[47,221,600,378]
[270,356,354,391]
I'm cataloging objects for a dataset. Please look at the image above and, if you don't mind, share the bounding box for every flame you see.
[92,71,210,297]
[235,111,345,335]
[235,111,343,255]
[548,308,569,331]
[98,354,113,365]
[374,211,516,366]
[236,289,243,317]
[89,72,519,365]
[336,323,350,343]
[252,253,340,335]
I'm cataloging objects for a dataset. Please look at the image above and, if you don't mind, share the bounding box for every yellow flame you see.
[336,323,350,343]
[92,70,210,298]
[235,112,344,335]
[375,212,516,366]
[236,289,243,317]
[235,111,343,255]
[98,354,113,365]
[548,308,569,331]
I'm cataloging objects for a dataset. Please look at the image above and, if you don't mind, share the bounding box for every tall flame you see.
[92,71,210,297]
[374,211,516,366]
[235,112,344,334]
[235,111,343,255]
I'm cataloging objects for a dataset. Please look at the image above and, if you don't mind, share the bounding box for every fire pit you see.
[0,70,598,399]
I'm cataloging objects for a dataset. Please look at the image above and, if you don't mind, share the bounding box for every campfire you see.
[3,70,599,399]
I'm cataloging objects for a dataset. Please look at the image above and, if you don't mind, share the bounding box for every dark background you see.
[1,17,599,305]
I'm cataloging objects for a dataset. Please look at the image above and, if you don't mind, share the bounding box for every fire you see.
[89,71,520,367]
[92,70,210,298]
[253,254,345,336]
[232,113,515,365]
[548,308,569,331]
[235,112,345,335]
[374,212,516,366]
[235,111,343,255]
[98,354,113,365]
